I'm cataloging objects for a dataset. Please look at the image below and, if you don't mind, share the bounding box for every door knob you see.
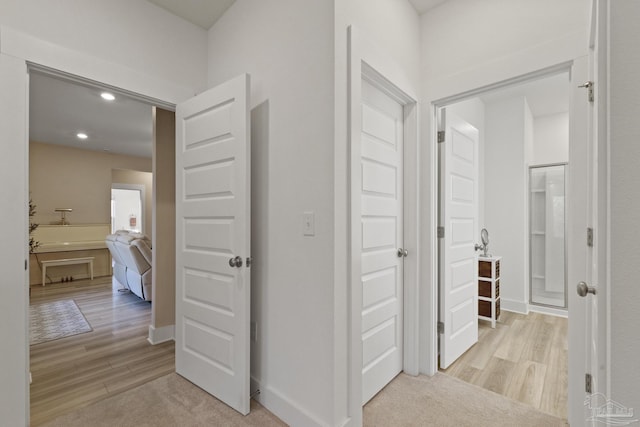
[577,281,596,297]
[397,248,408,258]
[228,256,243,268]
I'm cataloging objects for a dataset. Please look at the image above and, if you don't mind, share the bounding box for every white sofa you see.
[105,230,152,301]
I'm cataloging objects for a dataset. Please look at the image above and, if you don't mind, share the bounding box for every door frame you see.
[428,59,591,423]
[346,26,419,424]
[0,26,187,424]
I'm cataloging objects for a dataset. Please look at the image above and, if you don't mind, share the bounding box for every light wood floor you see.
[29,277,175,426]
[440,310,568,419]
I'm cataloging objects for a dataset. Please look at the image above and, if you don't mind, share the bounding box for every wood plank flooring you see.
[29,277,175,426]
[440,310,568,419]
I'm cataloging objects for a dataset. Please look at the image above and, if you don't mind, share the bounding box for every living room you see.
[27,71,176,424]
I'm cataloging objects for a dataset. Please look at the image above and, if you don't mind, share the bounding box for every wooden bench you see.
[40,257,94,286]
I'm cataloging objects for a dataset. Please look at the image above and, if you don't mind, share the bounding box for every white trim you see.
[0,52,30,427]
[527,305,568,318]
[347,25,419,424]
[254,385,325,427]
[147,324,175,345]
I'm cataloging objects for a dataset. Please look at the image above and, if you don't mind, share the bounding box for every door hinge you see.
[587,227,593,247]
[437,322,444,334]
[25,259,28,270]
[437,131,445,143]
[579,81,594,103]
[585,373,592,393]
[437,226,445,238]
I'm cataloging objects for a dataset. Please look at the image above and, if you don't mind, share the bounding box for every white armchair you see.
[106,231,152,301]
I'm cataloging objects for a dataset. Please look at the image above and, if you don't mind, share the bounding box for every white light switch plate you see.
[303,211,315,236]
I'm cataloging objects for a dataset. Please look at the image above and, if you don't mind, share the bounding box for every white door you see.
[439,111,479,369]
[568,29,605,425]
[360,78,404,404]
[567,55,592,426]
[175,74,251,415]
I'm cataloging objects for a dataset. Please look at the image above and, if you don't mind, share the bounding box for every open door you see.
[568,7,606,422]
[438,110,480,369]
[175,74,251,415]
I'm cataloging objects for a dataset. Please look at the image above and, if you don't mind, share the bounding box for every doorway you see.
[111,185,145,234]
[27,67,176,423]
[347,27,420,422]
[435,69,571,419]
[529,164,567,310]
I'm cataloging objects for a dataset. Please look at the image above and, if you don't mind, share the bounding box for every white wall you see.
[532,113,569,165]
[484,96,530,313]
[207,1,335,425]
[609,0,640,415]
[0,0,208,94]
[0,1,209,424]
[420,0,589,85]
[0,53,29,427]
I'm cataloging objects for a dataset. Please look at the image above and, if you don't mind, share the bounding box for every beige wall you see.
[151,108,176,330]
[29,141,151,225]
[111,168,153,239]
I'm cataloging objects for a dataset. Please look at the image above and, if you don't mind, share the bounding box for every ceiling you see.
[29,72,154,158]
[145,0,448,28]
[145,0,235,29]
[408,0,449,14]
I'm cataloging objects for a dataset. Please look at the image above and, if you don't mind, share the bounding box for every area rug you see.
[30,299,92,345]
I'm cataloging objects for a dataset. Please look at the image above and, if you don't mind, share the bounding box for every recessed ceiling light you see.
[100,92,115,101]
[77,133,88,140]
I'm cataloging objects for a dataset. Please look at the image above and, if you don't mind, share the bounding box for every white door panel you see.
[568,55,594,425]
[361,78,404,405]
[439,112,479,369]
[175,74,251,415]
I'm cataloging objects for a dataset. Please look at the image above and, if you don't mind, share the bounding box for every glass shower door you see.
[529,164,567,308]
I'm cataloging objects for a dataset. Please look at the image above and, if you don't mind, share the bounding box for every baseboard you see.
[254,382,326,427]
[528,304,568,317]
[500,298,529,314]
[147,324,175,345]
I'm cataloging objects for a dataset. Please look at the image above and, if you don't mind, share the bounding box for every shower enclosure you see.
[529,164,567,309]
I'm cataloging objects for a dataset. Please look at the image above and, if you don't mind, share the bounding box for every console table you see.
[40,257,94,286]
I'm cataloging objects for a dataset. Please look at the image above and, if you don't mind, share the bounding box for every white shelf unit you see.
[478,255,501,328]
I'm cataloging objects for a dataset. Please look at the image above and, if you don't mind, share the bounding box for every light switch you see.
[303,211,315,236]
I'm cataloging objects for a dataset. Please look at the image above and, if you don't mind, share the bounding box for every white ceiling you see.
[29,72,154,158]
[145,0,235,29]
[144,0,446,27]
[408,0,449,14]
